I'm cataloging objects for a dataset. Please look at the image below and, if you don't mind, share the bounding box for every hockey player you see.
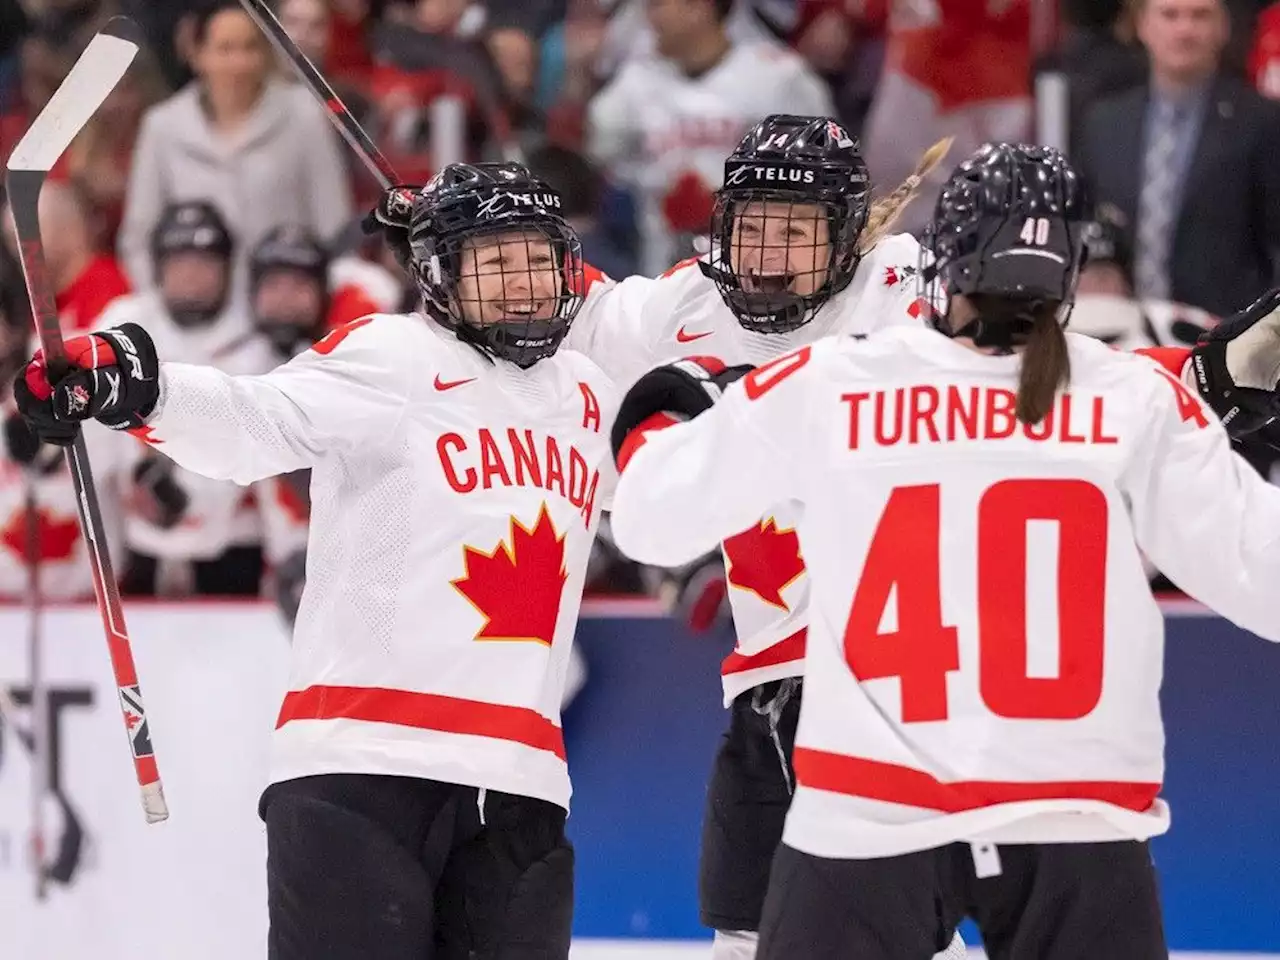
[605,143,1280,959]
[96,199,279,596]
[373,111,957,958]
[567,115,966,960]
[250,224,385,362]
[14,161,616,960]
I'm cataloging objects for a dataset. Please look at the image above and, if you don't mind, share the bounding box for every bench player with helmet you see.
[13,161,618,960]
[605,142,1280,960]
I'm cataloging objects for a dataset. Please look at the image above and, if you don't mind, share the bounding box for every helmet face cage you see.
[151,201,235,330]
[412,217,585,369]
[708,187,865,334]
[920,143,1088,342]
[251,228,332,356]
[408,163,587,367]
[706,115,871,335]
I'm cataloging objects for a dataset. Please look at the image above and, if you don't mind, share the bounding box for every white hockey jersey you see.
[587,42,834,276]
[139,314,617,809]
[1069,295,1218,351]
[571,235,935,703]
[96,292,284,564]
[610,328,1280,857]
[0,423,128,602]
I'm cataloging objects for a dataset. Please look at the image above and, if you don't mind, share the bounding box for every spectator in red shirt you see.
[1,181,130,333]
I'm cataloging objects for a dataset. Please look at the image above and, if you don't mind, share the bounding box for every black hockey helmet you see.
[704,114,871,334]
[251,224,330,288]
[923,143,1088,346]
[250,225,333,357]
[150,199,235,328]
[407,161,585,368]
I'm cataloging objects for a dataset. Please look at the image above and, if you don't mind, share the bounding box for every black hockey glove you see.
[361,184,419,273]
[14,323,161,441]
[611,357,753,468]
[132,456,189,530]
[4,409,46,463]
[1189,287,1280,446]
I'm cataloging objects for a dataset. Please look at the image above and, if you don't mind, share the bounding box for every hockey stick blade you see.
[7,17,142,173]
[237,0,398,189]
[5,17,168,825]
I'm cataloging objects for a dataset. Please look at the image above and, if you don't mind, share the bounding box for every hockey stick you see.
[237,0,398,190]
[6,15,168,824]
[238,0,524,190]
[23,471,48,897]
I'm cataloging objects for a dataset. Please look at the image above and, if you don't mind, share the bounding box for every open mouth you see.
[495,301,553,321]
[740,272,793,295]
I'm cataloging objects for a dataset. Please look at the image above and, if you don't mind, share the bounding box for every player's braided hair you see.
[858,137,954,254]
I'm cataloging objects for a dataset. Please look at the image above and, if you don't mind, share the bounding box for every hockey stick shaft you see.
[5,16,167,824]
[24,475,48,897]
[237,0,398,189]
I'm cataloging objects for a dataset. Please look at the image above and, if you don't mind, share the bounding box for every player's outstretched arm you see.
[1124,365,1280,642]
[609,349,812,567]
[1136,287,1280,445]
[14,316,416,486]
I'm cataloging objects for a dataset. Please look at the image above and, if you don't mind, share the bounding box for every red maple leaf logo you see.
[452,504,569,646]
[0,506,81,563]
[662,170,715,234]
[723,518,805,610]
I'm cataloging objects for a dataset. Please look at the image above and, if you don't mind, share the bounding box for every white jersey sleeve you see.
[565,271,674,385]
[610,346,814,566]
[1122,363,1280,641]
[145,315,418,485]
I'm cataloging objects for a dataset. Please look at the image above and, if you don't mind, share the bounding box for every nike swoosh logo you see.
[434,374,477,391]
[676,325,713,343]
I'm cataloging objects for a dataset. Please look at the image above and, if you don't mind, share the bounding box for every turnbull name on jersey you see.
[842,386,1119,449]
[437,427,603,528]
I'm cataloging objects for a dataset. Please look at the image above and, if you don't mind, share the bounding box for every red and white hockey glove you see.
[1189,287,1280,445]
[13,323,161,444]
[610,357,753,470]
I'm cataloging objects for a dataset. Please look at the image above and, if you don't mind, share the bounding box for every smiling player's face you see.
[456,229,562,326]
[729,200,832,298]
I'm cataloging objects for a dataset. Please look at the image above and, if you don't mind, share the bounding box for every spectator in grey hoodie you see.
[118,0,353,317]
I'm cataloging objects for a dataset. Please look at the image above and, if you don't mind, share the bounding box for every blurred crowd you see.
[0,0,1279,610]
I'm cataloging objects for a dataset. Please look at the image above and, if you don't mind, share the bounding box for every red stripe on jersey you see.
[276,685,566,760]
[1135,346,1192,379]
[793,747,1161,813]
[721,627,806,675]
[660,257,700,278]
[128,425,162,445]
